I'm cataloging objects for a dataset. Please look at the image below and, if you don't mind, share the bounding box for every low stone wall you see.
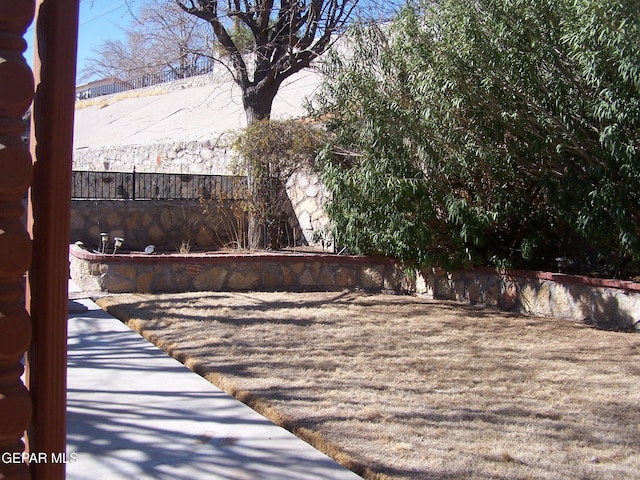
[70,199,246,252]
[416,267,640,330]
[69,169,331,249]
[69,245,408,294]
[69,243,639,330]
[73,136,235,175]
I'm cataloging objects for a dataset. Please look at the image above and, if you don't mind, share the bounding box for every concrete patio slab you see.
[66,289,362,480]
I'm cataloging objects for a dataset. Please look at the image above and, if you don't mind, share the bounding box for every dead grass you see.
[96,291,640,480]
[75,88,169,110]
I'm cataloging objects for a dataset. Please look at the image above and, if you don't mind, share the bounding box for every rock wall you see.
[69,246,409,295]
[69,242,640,330]
[73,136,235,175]
[70,199,246,252]
[416,267,640,330]
[73,139,331,247]
[73,67,330,245]
[70,193,323,252]
[286,171,332,248]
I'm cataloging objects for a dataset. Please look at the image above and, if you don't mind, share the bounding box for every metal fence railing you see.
[72,170,246,201]
[76,57,215,100]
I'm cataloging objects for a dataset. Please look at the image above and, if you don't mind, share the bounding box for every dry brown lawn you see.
[96,291,640,480]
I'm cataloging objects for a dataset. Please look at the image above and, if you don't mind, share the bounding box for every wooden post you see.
[0,2,36,479]
[26,1,79,479]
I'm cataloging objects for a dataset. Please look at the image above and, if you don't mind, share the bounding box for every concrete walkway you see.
[66,285,362,479]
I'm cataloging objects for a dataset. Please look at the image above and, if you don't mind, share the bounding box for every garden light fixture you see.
[100,232,109,254]
[113,237,124,255]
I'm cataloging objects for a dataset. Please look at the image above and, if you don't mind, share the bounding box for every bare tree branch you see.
[174,0,391,122]
[81,0,215,83]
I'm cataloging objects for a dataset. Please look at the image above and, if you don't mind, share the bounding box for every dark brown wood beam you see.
[26,1,79,479]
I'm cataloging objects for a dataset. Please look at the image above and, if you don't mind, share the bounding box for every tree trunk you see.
[243,83,278,124]
[243,84,278,249]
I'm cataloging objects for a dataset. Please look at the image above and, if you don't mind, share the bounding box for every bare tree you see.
[83,0,394,249]
[80,0,214,83]
[174,0,376,248]
[175,0,364,124]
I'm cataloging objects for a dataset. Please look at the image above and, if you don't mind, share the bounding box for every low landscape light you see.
[113,237,124,255]
[100,232,109,254]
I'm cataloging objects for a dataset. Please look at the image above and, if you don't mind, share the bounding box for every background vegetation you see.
[81,0,213,82]
[232,119,323,249]
[314,0,640,276]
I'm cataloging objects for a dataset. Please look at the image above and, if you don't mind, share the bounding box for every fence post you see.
[132,166,136,200]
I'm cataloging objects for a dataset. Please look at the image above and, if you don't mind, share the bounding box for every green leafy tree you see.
[314,0,640,274]
[559,0,640,272]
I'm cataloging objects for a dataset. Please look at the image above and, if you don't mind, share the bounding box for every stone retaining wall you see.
[73,136,235,175]
[70,197,324,252]
[69,245,408,294]
[69,244,639,330]
[286,171,332,247]
[70,199,247,252]
[70,168,330,247]
[416,267,640,330]
[72,69,331,247]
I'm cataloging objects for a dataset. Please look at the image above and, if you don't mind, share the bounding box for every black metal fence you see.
[72,170,246,201]
[76,57,215,100]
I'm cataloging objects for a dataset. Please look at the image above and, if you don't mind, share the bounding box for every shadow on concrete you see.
[67,307,362,480]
